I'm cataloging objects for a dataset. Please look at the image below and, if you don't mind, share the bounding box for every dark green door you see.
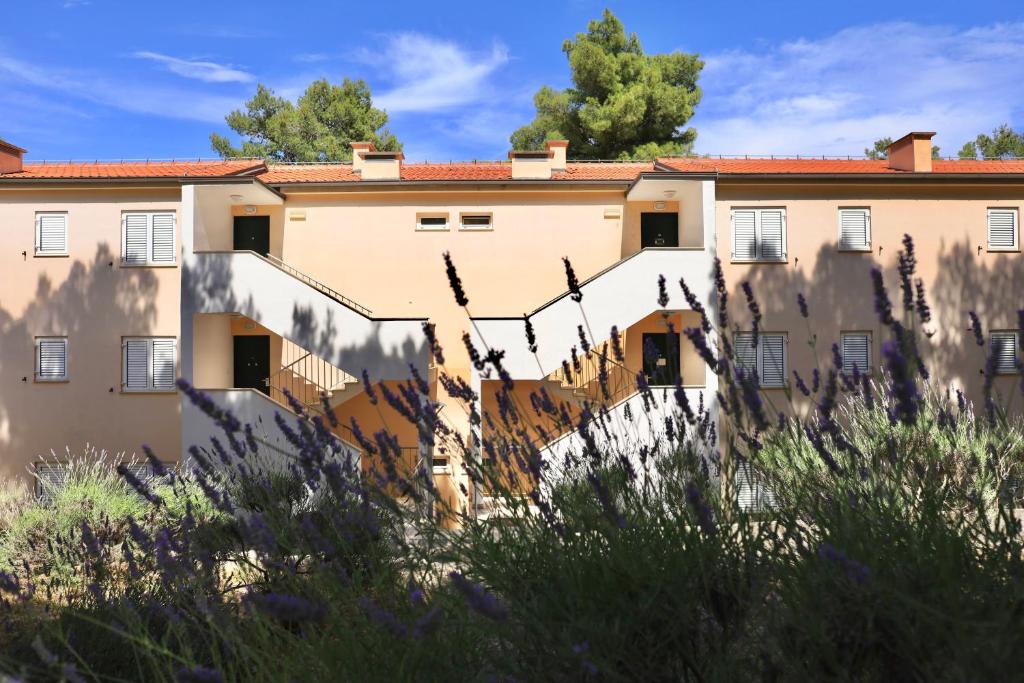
[643,332,681,386]
[233,216,270,256]
[641,212,679,248]
[234,335,270,395]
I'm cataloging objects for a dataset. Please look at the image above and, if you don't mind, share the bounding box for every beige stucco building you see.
[1,133,1021,511]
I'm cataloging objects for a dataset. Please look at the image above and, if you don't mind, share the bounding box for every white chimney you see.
[0,139,25,174]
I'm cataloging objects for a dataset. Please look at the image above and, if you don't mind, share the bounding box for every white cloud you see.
[0,53,242,124]
[292,53,331,64]
[362,33,510,113]
[133,51,254,83]
[691,22,1024,156]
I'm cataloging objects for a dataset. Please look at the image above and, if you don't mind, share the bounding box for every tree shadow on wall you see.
[730,239,1023,411]
[0,245,160,479]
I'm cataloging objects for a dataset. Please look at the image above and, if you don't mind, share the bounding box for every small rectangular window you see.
[840,332,872,374]
[122,212,176,265]
[987,208,1018,250]
[416,214,449,231]
[460,214,493,231]
[731,208,787,261]
[35,212,68,255]
[734,332,787,388]
[35,462,153,503]
[838,208,871,251]
[991,331,1021,374]
[123,337,177,391]
[36,337,68,381]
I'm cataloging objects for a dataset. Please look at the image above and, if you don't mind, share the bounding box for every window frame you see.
[122,336,177,393]
[986,207,1019,252]
[734,331,788,388]
[416,213,450,232]
[459,212,494,232]
[35,336,69,382]
[990,330,1021,375]
[839,331,873,375]
[730,207,788,262]
[121,211,177,267]
[35,211,69,257]
[837,207,872,252]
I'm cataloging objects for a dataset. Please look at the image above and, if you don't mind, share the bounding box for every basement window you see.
[416,214,449,231]
[460,214,493,231]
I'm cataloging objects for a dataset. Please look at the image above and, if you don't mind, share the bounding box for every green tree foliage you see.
[865,136,940,159]
[210,79,400,162]
[509,9,703,160]
[958,124,1024,159]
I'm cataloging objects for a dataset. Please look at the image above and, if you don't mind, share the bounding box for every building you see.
[1,133,1021,512]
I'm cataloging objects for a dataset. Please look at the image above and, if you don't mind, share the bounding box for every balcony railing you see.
[261,252,372,316]
[266,339,355,412]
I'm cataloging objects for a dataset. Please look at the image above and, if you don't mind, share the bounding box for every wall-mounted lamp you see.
[654,201,666,210]
[244,205,257,214]
[230,194,244,203]
[663,190,676,198]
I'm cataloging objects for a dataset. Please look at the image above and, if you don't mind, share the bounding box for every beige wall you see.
[0,187,182,477]
[716,182,1024,411]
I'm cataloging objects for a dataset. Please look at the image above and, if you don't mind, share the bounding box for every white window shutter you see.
[37,338,67,380]
[758,210,785,260]
[732,210,757,260]
[36,214,68,254]
[150,213,176,263]
[151,338,176,390]
[988,209,1018,249]
[124,340,150,389]
[759,334,786,387]
[733,332,757,375]
[35,463,69,504]
[991,332,1020,374]
[841,333,871,374]
[839,209,870,250]
[123,213,150,264]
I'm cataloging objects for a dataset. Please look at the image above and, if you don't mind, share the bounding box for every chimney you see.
[509,149,553,179]
[350,142,403,180]
[546,139,568,171]
[886,132,935,172]
[0,139,26,174]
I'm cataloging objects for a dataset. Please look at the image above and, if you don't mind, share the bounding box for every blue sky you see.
[2,0,1023,161]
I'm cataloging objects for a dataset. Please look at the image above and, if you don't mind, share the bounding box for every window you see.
[840,332,872,374]
[122,212,176,265]
[731,208,786,261]
[35,462,152,503]
[35,212,68,255]
[838,208,871,251]
[990,331,1021,374]
[416,214,449,231]
[987,208,1018,251]
[35,337,68,381]
[123,337,177,391]
[734,332,787,388]
[460,214,493,231]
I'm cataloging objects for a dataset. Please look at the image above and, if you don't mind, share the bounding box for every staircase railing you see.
[261,252,373,317]
[553,342,642,407]
[266,340,354,411]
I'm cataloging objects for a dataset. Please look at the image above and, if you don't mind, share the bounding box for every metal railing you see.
[554,342,643,407]
[261,252,372,317]
[266,339,354,412]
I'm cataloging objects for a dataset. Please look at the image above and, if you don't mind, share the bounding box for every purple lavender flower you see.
[422,321,445,364]
[792,370,811,397]
[448,572,509,621]
[117,463,162,506]
[577,325,591,353]
[610,325,625,361]
[358,596,409,638]
[713,258,729,328]
[914,279,931,323]
[657,274,670,307]
[0,571,19,594]
[248,592,327,623]
[523,315,537,353]
[587,472,627,529]
[968,311,985,346]
[563,256,583,303]
[797,292,809,319]
[812,368,821,393]
[831,343,844,372]
[870,268,894,326]
[175,666,225,683]
[685,482,716,536]
[881,340,920,425]
[443,251,469,307]
[818,542,871,584]
[683,327,719,373]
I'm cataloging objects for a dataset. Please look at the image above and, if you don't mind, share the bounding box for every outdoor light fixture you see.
[663,190,676,198]
[244,205,257,214]
[229,194,244,202]
[654,201,666,210]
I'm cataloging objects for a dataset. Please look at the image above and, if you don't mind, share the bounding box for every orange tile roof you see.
[259,161,653,184]
[2,159,266,179]
[657,157,1024,175]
